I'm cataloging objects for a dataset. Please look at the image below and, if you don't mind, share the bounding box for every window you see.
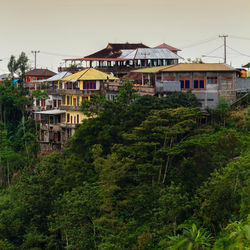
[157,74,162,81]
[180,79,190,89]
[77,96,80,106]
[207,77,217,84]
[67,114,70,122]
[83,81,97,89]
[67,96,69,105]
[221,78,233,89]
[41,99,45,107]
[194,80,198,88]
[164,76,176,81]
[77,114,79,124]
[193,79,205,89]
[70,96,72,105]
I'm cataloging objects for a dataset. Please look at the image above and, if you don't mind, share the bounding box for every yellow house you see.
[58,68,118,141]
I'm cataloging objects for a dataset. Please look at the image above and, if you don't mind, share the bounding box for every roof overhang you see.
[34,110,66,115]
[64,58,133,62]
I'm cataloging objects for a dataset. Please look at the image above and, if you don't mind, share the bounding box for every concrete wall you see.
[155,81,181,92]
[160,71,236,109]
[235,78,250,93]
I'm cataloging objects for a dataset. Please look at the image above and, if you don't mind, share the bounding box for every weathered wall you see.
[235,78,250,93]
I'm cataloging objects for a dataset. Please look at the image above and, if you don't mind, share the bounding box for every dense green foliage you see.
[7,52,29,81]
[0,81,249,249]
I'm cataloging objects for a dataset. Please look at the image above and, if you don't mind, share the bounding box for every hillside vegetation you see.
[0,81,249,249]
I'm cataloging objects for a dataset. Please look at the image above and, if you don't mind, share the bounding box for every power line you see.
[179,36,218,49]
[226,45,250,58]
[202,45,224,57]
[40,51,80,58]
[229,35,250,41]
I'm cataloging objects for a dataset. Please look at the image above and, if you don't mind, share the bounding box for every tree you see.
[16,52,29,82]
[50,184,100,250]
[116,80,138,105]
[164,224,212,250]
[7,55,18,78]
[81,94,106,117]
[7,52,29,82]
[157,182,190,236]
[32,90,49,109]
[216,97,230,127]
[185,58,204,64]
[197,150,250,232]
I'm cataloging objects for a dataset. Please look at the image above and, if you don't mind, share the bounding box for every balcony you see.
[134,85,155,95]
[57,89,99,95]
[59,123,76,129]
[60,105,81,111]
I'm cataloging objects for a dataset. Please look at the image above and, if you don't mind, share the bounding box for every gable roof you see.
[26,69,56,77]
[61,68,118,81]
[155,43,181,52]
[107,43,149,50]
[84,43,149,59]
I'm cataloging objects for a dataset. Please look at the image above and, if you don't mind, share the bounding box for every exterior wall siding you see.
[161,71,236,108]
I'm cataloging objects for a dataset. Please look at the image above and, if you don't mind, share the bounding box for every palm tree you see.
[167,224,212,250]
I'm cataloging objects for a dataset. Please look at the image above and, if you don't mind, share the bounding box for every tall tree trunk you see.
[162,136,173,184]
[158,133,167,183]
[7,159,10,186]
[173,217,177,236]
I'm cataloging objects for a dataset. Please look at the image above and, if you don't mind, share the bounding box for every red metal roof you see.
[154,43,181,52]
[26,68,56,77]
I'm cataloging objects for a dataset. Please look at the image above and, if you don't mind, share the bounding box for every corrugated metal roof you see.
[61,68,118,81]
[83,43,149,59]
[26,69,56,77]
[132,66,171,73]
[161,63,237,72]
[120,48,181,60]
[42,72,72,82]
[133,63,237,73]
[67,47,181,61]
[119,49,136,58]
[34,110,66,115]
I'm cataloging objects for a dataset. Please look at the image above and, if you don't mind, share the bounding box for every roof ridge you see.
[77,67,91,81]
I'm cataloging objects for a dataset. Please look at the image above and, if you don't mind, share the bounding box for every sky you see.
[0,0,250,74]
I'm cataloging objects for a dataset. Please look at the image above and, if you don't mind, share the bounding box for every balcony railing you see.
[59,105,81,111]
[57,89,100,95]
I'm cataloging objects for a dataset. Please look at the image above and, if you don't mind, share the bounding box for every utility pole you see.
[219,35,228,64]
[31,50,40,69]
